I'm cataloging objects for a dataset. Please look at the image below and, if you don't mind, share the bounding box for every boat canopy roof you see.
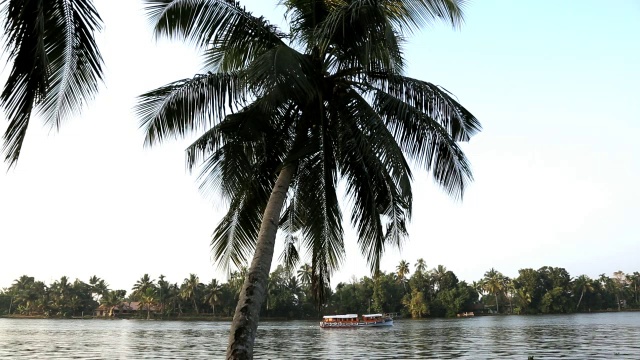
[362,314,383,318]
[323,314,358,319]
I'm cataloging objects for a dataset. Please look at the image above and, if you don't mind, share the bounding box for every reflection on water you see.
[1,312,639,359]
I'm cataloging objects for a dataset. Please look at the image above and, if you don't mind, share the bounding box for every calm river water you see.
[1,312,639,359]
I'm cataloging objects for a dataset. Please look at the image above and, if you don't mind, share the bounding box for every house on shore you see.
[95,302,160,317]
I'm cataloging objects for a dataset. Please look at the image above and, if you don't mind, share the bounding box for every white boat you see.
[320,313,393,328]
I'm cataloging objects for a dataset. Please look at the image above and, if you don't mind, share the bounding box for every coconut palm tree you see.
[514,288,531,314]
[432,265,448,291]
[89,276,109,302]
[415,259,427,275]
[204,279,222,316]
[138,287,158,320]
[137,1,478,357]
[100,290,124,317]
[396,260,410,290]
[297,264,312,290]
[132,274,155,300]
[573,275,594,311]
[483,268,504,314]
[1,0,104,166]
[181,273,202,314]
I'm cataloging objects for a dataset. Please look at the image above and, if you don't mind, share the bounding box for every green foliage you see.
[402,289,428,318]
[1,266,637,318]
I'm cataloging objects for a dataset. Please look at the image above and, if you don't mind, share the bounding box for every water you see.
[1,312,639,359]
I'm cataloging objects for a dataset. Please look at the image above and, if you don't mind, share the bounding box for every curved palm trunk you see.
[576,289,585,311]
[226,165,294,359]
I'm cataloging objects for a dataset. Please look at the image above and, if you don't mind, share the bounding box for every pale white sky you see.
[1,1,639,292]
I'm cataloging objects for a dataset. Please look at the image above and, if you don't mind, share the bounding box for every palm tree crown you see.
[138,0,478,299]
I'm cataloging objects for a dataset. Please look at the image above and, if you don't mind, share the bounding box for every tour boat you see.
[320,313,393,328]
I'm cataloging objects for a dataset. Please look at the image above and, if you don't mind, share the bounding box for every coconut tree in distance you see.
[483,268,504,314]
[138,287,158,320]
[415,259,427,275]
[573,274,594,311]
[297,264,312,289]
[132,274,155,300]
[1,0,104,166]
[181,273,202,314]
[397,260,411,290]
[137,1,480,358]
[204,279,222,316]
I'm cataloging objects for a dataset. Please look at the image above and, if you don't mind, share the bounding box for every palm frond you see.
[370,74,481,141]
[282,0,330,46]
[314,0,406,74]
[334,90,412,273]
[1,0,104,166]
[373,89,473,200]
[39,0,104,128]
[210,180,268,270]
[245,45,319,103]
[278,234,301,271]
[144,0,286,71]
[384,0,467,33]
[136,72,244,146]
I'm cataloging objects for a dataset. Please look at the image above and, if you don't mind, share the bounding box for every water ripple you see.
[1,312,639,359]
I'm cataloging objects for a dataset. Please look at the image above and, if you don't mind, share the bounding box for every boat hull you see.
[320,318,393,328]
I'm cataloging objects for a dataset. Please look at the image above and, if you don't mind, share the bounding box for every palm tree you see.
[137,1,478,357]
[157,275,170,316]
[514,288,531,314]
[181,273,202,314]
[396,260,410,290]
[483,268,504,314]
[138,287,158,320]
[100,290,124,317]
[1,0,104,166]
[297,264,312,290]
[503,276,514,314]
[573,275,594,311]
[132,274,155,300]
[89,276,109,302]
[432,265,448,291]
[204,279,222,316]
[415,259,427,275]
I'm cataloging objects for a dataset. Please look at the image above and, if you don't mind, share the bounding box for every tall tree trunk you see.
[226,165,294,359]
[495,293,499,314]
[576,289,585,311]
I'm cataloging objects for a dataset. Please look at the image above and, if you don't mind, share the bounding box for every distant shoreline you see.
[3,310,639,321]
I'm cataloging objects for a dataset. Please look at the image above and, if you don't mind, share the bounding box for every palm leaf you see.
[136,72,244,146]
[144,0,286,71]
[370,74,481,141]
[314,0,406,74]
[373,89,472,200]
[1,0,104,166]
[334,90,412,273]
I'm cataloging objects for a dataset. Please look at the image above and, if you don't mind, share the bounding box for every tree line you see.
[2,262,639,319]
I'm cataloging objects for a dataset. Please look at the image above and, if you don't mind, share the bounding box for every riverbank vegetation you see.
[1,264,638,319]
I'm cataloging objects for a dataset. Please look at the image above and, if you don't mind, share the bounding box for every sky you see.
[0,0,639,292]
